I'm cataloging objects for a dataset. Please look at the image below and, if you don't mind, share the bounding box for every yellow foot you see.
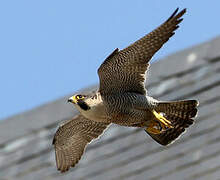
[145,121,162,134]
[146,127,161,134]
[152,110,173,129]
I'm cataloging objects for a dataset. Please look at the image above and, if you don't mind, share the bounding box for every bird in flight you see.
[53,8,198,172]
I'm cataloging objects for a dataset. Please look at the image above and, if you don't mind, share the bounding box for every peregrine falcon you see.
[53,8,199,172]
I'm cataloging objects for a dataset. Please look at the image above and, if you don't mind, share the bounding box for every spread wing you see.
[52,114,110,172]
[98,8,186,95]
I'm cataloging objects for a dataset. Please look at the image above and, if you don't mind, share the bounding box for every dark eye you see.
[78,95,82,99]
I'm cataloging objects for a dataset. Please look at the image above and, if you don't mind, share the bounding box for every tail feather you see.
[157,100,198,111]
[146,100,199,146]
[165,107,198,119]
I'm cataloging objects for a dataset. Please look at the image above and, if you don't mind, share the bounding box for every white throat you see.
[75,95,107,122]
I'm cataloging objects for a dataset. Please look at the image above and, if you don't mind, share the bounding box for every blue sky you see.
[0,0,219,120]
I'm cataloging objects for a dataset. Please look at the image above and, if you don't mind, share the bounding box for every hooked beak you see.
[68,96,77,104]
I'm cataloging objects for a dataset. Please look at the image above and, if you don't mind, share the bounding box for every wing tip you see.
[52,137,56,145]
[57,162,77,173]
[177,8,187,18]
[167,8,187,22]
[175,7,187,14]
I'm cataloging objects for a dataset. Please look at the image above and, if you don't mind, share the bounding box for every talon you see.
[152,110,173,129]
[157,121,163,131]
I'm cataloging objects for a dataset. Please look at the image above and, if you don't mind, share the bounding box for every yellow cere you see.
[71,96,77,103]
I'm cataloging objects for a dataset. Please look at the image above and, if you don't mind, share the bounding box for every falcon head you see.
[68,92,105,122]
[68,94,91,111]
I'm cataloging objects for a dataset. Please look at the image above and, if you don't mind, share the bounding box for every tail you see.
[146,100,199,146]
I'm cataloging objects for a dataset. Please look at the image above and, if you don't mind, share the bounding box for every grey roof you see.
[1,36,220,180]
